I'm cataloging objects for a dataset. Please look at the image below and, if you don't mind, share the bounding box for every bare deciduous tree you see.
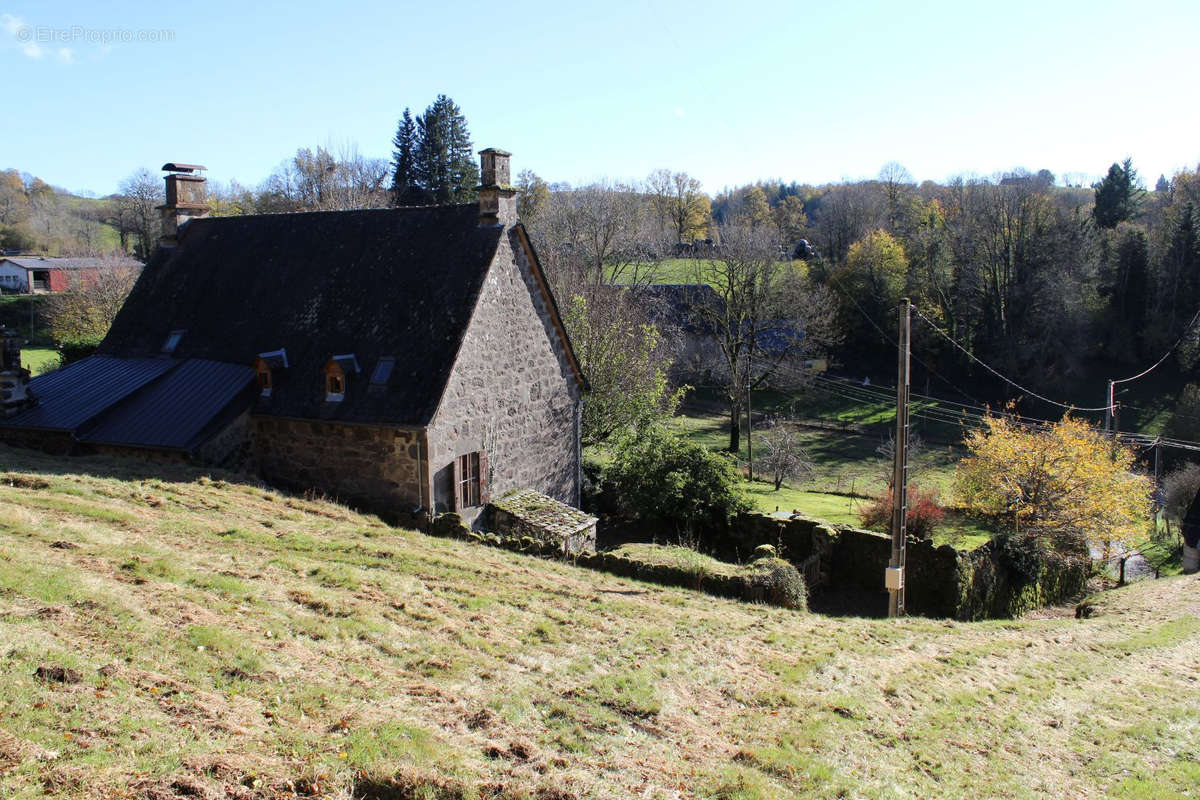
[43,254,141,344]
[689,224,840,452]
[755,420,814,490]
[259,143,389,212]
[116,168,162,260]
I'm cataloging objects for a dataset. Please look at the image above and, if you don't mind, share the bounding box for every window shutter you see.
[478,451,490,505]
[450,455,460,512]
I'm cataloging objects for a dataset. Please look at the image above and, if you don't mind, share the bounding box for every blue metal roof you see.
[1,356,175,432]
[78,359,255,451]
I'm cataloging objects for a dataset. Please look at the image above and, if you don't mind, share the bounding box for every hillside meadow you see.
[0,444,1197,799]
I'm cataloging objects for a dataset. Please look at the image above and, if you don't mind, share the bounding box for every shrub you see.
[57,338,101,366]
[606,424,750,540]
[954,413,1153,551]
[746,558,807,609]
[1162,461,1200,524]
[858,484,945,540]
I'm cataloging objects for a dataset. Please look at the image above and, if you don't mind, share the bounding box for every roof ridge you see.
[197,203,477,222]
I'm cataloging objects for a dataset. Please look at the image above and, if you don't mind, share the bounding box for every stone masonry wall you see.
[713,511,1085,619]
[427,227,581,525]
[251,417,425,517]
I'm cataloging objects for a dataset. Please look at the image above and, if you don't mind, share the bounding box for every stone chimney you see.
[0,326,33,416]
[477,148,517,227]
[157,162,211,246]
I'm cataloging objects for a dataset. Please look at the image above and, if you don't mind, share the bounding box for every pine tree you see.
[411,95,479,205]
[389,109,417,206]
[1163,203,1200,330]
[1092,158,1144,229]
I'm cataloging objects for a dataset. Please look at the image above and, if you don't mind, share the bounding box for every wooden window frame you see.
[453,451,489,510]
[324,361,346,401]
[254,358,273,395]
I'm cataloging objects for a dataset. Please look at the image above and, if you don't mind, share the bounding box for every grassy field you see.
[1,444,1197,799]
[21,348,60,375]
[667,406,995,547]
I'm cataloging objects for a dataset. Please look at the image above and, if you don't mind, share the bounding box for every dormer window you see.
[324,354,359,402]
[255,349,288,397]
[327,372,345,397]
[162,329,185,354]
[255,359,274,395]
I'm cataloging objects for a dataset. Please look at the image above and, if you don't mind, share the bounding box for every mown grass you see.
[669,407,992,548]
[0,443,1196,799]
[21,347,59,375]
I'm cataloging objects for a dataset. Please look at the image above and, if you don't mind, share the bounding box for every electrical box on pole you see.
[888,298,911,618]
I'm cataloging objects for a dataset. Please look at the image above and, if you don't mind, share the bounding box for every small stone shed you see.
[488,488,598,556]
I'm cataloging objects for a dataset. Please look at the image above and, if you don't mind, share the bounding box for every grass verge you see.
[0,444,1196,799]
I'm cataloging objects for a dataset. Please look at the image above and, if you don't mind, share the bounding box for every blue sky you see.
[2,0,1197,196]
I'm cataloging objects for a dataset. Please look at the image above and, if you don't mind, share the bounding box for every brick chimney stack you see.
[478,148,517,227]
[157,163,211,247]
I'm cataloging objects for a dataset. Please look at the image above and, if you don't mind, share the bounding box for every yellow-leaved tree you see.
[954,414,1153,551]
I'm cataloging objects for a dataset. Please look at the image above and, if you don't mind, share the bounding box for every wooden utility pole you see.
[745,348,754,481]
[887,298,911,618]
[1104,379,1115,433]
[1154,436,1163,514]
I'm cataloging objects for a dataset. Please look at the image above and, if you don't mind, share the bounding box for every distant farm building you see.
[0,256,141,294]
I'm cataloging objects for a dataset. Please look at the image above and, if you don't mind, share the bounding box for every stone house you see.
[0,150,586,525]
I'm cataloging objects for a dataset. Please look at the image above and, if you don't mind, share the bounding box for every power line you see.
[1112,305,1200,385]
[911,306,1111,412]
[824,275,985,407]
[812,373,1053,430]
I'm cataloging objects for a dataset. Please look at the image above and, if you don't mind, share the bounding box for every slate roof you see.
[0,256,140,271]
[0,355,256,453]
[99,204,506,426]
[0,356,175,431]
[638,284,722,334]
[78,359,255,451]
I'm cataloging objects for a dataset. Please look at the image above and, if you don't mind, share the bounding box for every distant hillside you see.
[0,444,1197,799]
[0,168,124,256]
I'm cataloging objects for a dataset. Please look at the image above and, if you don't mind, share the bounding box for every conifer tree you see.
[412,95,478,205]
[389,95,479,207]
[389,108,417,206]
[1092,158,1144,229]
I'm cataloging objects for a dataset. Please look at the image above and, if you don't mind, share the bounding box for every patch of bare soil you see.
[34,665,82,684]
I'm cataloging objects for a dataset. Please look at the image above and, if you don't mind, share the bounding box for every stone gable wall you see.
[428,228,581,524]
[251,417,425,517]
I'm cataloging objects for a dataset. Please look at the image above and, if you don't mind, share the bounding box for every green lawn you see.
[670,409,963,497]
[670,406,996,546]
[22,347,59,375]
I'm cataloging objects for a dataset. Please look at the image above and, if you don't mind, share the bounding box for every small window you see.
[162,329,185,353]
[255,361,273,395]
[255,350,287,397]
[324,354,358,402]
[324,358,347,401]
[455,452,480,509]
[370,356,395,386]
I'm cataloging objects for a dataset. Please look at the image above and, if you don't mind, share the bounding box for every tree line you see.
[8,94,1199,441]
